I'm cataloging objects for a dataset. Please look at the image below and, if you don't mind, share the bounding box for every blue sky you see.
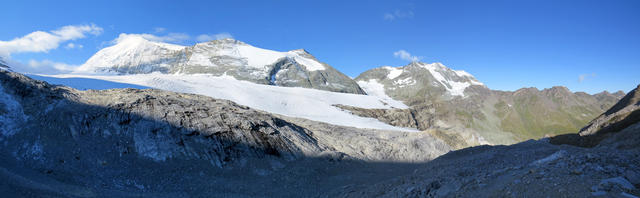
[1,0,638,94]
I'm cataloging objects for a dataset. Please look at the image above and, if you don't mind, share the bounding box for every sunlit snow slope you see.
[31,73,414,131]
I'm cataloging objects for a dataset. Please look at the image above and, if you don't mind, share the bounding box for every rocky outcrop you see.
[552,84,640,148]
[268,57,365,94]
[580,84,640,136]
[333,104,425,129]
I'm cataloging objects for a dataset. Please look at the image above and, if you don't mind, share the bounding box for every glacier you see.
[30,73,415,132]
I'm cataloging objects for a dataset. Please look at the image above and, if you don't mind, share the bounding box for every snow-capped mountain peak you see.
[77,34,185,74]
[413,62,483,83]
[356,62,485,98]
[115,34,185,50]
[73,36,363,94]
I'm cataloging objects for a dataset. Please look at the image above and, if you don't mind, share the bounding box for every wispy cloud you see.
[65,43,83,49]
[0,24,102,58]
[384,10,414,21]
[196,32,233,42]
[116,33,191,44]
[393,50,421,62]
[578,73,596,83]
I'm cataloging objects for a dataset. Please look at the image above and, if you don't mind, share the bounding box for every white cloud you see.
[65,43,83,49]
[393,50,421,62]
[4,59,78,74]
[0,24,102,58]
[196,32,233,42]
[578,73,596,83]
[384,10,414,21]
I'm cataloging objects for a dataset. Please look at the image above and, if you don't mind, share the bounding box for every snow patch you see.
[383,66,403,79]
[417,62,484,97]
[393,77,416,88]
[358,79,409,109]
[290,55,325,71]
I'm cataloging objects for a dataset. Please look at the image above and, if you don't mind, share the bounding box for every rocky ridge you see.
[580,84,640,136]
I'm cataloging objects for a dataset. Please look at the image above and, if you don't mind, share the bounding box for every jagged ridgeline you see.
[353,62,624,144]
[76,36,364,94]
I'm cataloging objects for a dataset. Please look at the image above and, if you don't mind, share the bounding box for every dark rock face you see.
[267,57,365,94]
